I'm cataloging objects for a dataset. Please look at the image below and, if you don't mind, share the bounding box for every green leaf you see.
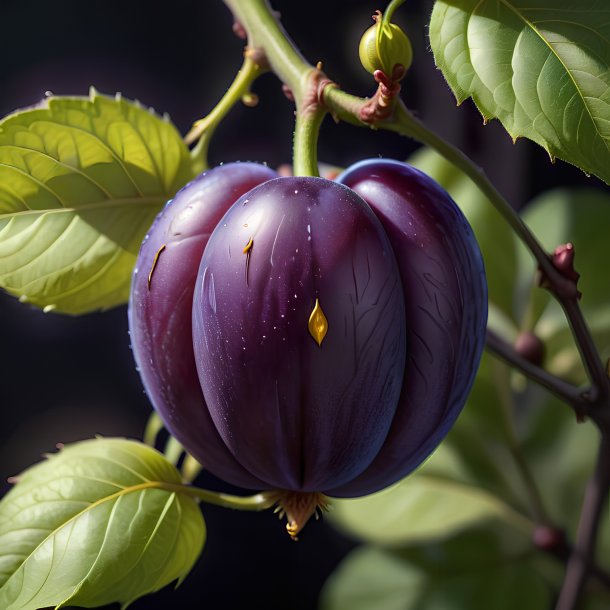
[429,0,610,184]
[329,442,533,546]
[320,541,552,610]
[520,391,600,529]
[0,89,196,314]
[321,548,422,610]
[442,353,525,503]
[584,592,610,610]
[408,147,519,322]
[0,438,205,609]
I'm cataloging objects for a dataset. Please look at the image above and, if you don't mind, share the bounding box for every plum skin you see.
[192,177,407,492]
[332,159,487,496]
[129,158,487,502]
[128,162,277,488]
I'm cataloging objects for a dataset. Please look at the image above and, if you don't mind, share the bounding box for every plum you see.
[332,159,487,496]
[192,177,407,493]
[128,162,277,488]
[129,159,487,536]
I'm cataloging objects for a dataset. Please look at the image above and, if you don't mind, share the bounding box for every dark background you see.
[0,1,604,609]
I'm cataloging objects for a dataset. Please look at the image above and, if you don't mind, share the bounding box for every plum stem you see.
[223,0,333,176]
[153,481,278,511]
[293,68,329,176]
[187,52,268,172]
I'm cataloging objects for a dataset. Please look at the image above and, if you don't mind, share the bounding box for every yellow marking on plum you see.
[148,244,166,290]
[243,237,253,254]
[308,298,328,346]
[243,237,253,285]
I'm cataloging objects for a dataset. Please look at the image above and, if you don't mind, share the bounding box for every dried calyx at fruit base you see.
[128,159,488,538]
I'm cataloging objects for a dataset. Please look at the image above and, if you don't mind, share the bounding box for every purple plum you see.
[129,159,487,536]
[128,162,277,488]
[192,177,407,492]
[331,158,487,496]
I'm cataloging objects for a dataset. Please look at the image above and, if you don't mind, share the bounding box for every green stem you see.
[188,55,267,173]
[223,1,329,177]
[293,105,325,177]
[383,0,406,25]
[148,480,276,511]
[223,0,312,99]
[143,411,164,447]
[181,453,203,484]
[164,435,184,466]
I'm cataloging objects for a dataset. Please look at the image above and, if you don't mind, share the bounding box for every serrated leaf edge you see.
[430,0,610,178]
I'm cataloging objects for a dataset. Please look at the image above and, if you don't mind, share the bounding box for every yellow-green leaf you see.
[430,0,610,184]
[0,89,196,314]
[329,443,532,546]
[0,438,205,609]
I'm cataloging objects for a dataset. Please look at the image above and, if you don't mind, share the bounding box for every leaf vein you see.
[499,0,610,155]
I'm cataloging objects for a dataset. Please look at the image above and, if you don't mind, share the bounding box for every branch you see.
[223,0,314,101]
[485,329,587,411]
[556,433,610,610]
[187,52,268,172]
[560,298,610,412]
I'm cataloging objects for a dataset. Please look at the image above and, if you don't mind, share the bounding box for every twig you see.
[486,329,586,409]
[556,433,610,609]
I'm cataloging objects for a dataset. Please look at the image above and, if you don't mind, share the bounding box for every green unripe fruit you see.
[359,12,412,78]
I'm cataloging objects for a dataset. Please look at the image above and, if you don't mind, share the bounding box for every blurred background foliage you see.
[0,1,608,608]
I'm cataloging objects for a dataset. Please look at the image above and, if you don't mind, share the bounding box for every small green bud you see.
[359,10,412,79]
